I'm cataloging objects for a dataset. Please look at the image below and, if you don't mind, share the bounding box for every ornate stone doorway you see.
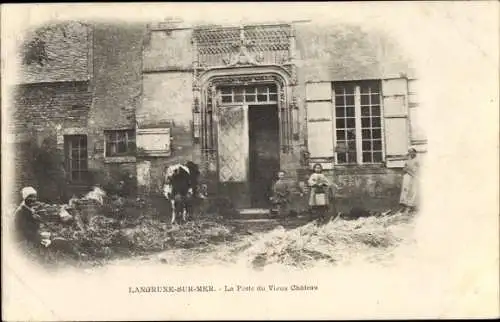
[195,67,293,208]
[191,24,300,208]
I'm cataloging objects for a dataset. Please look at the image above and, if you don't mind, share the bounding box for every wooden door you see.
[216,103,250,207]
[64,135,88,184]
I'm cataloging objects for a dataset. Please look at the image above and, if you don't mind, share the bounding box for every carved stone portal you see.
[192,24,299,180]
[196,70,294,179]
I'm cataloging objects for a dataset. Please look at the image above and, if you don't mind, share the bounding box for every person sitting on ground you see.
[14,187,45,249]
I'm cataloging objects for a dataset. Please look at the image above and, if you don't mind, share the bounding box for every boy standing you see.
[270,170,292,222]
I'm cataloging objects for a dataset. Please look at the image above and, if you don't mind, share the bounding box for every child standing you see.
[270,170,292,223]
[307,163,337,223]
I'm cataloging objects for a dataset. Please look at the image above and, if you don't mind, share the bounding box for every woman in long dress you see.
[399,147,420,213]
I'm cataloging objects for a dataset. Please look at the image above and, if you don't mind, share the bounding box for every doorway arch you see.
[193,65,294,207]
[194,65,294,171]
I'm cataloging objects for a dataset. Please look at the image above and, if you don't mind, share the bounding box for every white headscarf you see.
[21,187,37,200]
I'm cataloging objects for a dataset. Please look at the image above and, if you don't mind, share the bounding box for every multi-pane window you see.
[104,130,136,157]
[64,135,88,183]
[360,82,383,163]
[219,84,278,104]
[334,81,384,164]
[335,83,357,163]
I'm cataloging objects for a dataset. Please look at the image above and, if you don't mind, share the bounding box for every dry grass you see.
[10,195,416,270]
[19,198,235,267]
[219,211,416,269]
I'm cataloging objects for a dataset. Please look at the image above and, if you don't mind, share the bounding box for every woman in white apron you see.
[399,147,420,213]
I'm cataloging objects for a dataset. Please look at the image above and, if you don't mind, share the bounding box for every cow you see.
[162,161,201,225]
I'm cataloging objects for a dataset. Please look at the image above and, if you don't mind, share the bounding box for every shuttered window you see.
[333,81,384,165]
[305,78,412,168]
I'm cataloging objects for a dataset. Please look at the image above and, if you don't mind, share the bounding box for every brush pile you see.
[117,217,234,253]
[24,188,234,263]
[230,211,416,269]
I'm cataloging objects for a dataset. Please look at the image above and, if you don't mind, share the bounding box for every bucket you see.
[314,193,327,206]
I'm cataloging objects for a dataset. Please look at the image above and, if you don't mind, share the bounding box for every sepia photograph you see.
[2,2,498,320]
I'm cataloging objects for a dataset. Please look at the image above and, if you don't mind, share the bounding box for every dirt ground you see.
[110,210,416,270]
[6,193,415,270]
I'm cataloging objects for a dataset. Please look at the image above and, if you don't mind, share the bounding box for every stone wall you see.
[11,81,92,200]
[13,22,146,198]
[138,71,198,194]
[87,23,145,185]
[291,23,415,208]
[139,22,419,207]
[12,21,419,208]
[139,27,199,195]
[18,21,92,84]
[294,23,416,82]
[140,72,193,126]
[13,81,92,134]
[143,28,193,71]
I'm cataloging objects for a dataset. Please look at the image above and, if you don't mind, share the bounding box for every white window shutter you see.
[306,82,332,101]
[382,78,409,168]
[307,119,334,158]
[305,82,334,163]
[136,128,171,156]
[306,101,332,121]
[408,79,427,147]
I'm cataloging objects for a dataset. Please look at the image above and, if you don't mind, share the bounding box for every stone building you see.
[11,20,426,209]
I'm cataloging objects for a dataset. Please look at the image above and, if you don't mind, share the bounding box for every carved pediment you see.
[193,24,291,68]
[222,28,265,67]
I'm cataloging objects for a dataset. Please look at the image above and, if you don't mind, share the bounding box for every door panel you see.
[216,103,250,208]
[216,104,249,183]
[64,135,88,184]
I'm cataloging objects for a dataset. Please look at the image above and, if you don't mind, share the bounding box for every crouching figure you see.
[14,187,43,250]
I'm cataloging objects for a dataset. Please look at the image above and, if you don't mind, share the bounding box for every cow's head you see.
[185,161,200,179]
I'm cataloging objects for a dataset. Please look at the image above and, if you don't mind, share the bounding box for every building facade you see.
[11,20,427,209]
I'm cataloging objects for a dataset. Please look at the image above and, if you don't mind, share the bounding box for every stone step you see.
[238,208,270,215]
[231,218,277,223]
[234,207,311,220]
[229,216,313,233]
[236,208,270,220]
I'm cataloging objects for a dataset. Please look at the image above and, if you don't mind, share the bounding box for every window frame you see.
[104,129,137,158]
[64,134,88,184]
[333,80,386,166]
[218,84,278,105]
